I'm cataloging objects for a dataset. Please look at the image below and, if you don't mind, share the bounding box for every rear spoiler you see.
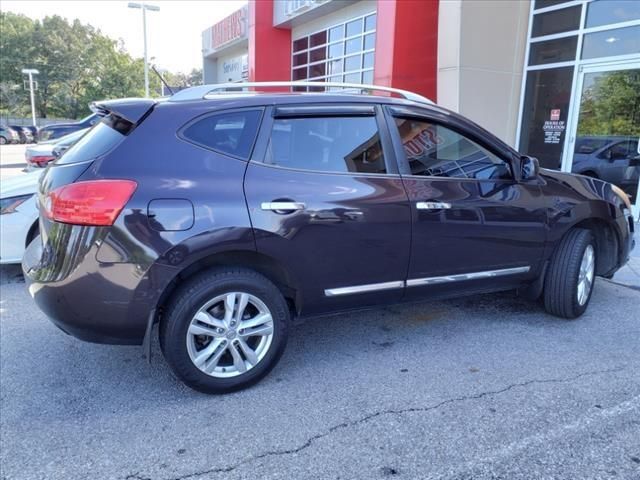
[90,98,156,125]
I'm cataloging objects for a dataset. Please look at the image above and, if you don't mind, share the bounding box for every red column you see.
[248,0,291,88]
[373,0,439,101]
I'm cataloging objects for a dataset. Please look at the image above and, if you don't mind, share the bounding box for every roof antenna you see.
[150,63,174,95]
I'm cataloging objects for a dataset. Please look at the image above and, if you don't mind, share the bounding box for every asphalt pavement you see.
[1,261,639,480]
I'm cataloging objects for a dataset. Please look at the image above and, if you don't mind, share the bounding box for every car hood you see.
[0,170,42,198]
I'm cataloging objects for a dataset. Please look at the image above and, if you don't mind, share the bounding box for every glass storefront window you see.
[310,31,327,48]
[519,67,574,169]
[582,26,640,59]
[293,37,308,52]
[531,5,581,37]
[364,33,375,50]
[571,68,640,201]
[329,25,344,42]
[586,0,640,28]
[346,18,363,37]
[529,36,577,65]
[365,14,376,32]
[291,13,375,90]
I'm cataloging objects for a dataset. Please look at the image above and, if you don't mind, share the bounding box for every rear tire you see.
[543,228,596,319]
[0,136,6,145]
[160,268,289,394]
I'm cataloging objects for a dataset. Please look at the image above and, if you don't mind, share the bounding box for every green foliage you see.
[577,70,640,137]
[0,12,200,119]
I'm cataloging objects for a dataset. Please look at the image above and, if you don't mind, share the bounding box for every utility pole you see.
[21,68,39,127]
[128,2,160,97]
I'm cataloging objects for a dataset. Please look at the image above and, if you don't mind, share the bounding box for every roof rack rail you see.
[168,81,434,105]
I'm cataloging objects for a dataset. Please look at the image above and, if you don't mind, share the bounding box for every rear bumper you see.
[22,224,151,345]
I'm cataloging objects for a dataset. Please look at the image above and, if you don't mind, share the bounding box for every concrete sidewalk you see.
[609,229,639,290]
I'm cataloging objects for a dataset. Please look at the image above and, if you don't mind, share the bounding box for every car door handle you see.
[416,201,452,210]
[261,201,306,213]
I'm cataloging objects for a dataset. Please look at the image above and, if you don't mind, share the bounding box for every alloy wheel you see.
[186,292,274,378]
[577,244,595,306]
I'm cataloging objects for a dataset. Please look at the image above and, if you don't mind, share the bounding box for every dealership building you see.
[202,0,640,215]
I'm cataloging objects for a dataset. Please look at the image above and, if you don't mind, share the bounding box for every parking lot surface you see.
[1,261,639,480]
[0,144,29,178]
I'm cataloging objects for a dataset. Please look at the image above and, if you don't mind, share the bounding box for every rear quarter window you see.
[180,110,263,160]
[55,118,126,165]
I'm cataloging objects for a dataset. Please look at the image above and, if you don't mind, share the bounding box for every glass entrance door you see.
[564,61,640,219]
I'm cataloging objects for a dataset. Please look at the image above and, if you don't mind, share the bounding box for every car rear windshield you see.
[55,116,127,165]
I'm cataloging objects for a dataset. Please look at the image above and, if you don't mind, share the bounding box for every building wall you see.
[438,0,530,146]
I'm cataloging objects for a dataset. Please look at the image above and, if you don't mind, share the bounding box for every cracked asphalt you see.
[1,263,639,480]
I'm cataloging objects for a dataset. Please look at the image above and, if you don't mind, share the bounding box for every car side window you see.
[181,110,262,160]
[263,116,387,174]
[394,117,512,180]
[605,140,637,160]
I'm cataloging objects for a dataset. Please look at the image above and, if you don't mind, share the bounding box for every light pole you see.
[21,68,39,127]
[128,2,160,97]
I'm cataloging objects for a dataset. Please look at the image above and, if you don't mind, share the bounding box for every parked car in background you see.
[8,125,35,144]
[572,136,640,200]
[37,113,99,142]
[0,125,20,144]
[23,83,635,394]
[25,128,89,168]
[22,125,39,138]
[0,169,41,264]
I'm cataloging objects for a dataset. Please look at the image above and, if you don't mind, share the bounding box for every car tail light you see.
[43,180,137,226]
[29,155,56,167]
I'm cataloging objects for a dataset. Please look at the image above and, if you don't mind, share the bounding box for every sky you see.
[1,0,246,73]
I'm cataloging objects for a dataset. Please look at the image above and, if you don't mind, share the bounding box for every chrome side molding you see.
[324,266,530,296]
[324,281,405,297]
[405,266,531,287]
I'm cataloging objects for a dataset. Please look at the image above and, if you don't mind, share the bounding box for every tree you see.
[577,70,640,137]
[0,12,196,119]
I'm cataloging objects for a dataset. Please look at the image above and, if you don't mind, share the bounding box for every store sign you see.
[543,109,565,144]
[218,54,249,83]
[212,7,247,48]
[203,6,248,54]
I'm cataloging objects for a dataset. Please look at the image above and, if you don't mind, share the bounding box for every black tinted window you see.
[394,118,512,180]
[264,116,386,174]
[56,122,121,165]
[182,110,262,160]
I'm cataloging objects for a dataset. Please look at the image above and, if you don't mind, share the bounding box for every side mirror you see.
[520,155,540,181]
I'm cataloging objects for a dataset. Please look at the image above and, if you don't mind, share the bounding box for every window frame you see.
[249,104,401,177]
[177,107,265,161]
[384,106,516,182]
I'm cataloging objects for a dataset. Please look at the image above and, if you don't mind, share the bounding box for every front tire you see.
[160,268,289,394]
[543,228,596,319]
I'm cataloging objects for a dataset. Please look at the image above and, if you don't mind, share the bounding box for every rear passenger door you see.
[244,104,411,315]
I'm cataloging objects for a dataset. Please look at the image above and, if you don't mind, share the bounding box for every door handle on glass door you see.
[416,201,452,210]
[261,201,306,213]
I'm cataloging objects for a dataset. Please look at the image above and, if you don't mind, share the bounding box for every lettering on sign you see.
[211,7,247,49]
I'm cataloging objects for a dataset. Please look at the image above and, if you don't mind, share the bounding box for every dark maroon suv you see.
[23,83,635,393]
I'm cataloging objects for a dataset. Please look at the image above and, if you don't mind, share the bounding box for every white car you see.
[25,128,89,169]
[0,169,42,264]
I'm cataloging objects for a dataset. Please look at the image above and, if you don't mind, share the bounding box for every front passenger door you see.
[388,110,547,299]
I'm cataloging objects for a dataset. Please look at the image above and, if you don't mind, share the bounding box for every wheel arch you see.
[565,217,619,277]
[155,249,302,322]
